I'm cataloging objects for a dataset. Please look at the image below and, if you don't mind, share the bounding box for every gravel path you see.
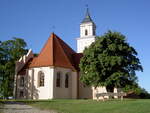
[0,102,57,113]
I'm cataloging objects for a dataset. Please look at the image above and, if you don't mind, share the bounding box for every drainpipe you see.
[13,65,17,99]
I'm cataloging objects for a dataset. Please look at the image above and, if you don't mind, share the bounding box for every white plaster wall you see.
[16,66,78,100]
[27,69,34,99]
[114,88,122,99]
[15,50,34,98]
[31,67,54,99]
[16,73,28,99]
[16,75,23,99]
[77,37,95,53]
[71,71,78,99]
[92,86,109,100]
[80,22,95,37]
[53,67,77,99]
[77,21,96,53]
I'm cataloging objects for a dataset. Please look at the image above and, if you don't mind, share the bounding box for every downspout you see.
[31,69,34,99]
[77,71,79,99]
[13,64,17,99]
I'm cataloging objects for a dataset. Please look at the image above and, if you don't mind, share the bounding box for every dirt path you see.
[0,101,57,113]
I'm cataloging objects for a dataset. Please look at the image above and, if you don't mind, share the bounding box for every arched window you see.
[20,91,24,97]
[85,29,88,36]
[56,72,61,87]
[65,73,69,88]
[20,77,24,87]
[38,71,44,87]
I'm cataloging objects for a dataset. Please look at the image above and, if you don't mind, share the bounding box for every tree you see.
[0,38,27,98]
[79,31,143,91]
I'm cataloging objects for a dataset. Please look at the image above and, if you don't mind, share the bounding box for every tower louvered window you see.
[85,29,88,36]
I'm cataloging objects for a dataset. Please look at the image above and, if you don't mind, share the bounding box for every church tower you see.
[77,8,96,53]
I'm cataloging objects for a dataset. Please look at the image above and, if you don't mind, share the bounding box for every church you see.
[13,9,110,99]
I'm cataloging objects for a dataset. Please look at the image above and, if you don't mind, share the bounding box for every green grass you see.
[27,99,150,113]
[0,101,4,105]
[0,102,4,113]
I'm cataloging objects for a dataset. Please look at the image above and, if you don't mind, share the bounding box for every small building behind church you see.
[13,9,109,100]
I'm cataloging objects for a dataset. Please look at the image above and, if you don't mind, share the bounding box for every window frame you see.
[38,71,45,87]
[56,72,61,87]
[20,76,24,87]
[65,73,69,88]
[85,29,88,36]
[19,90,24,98]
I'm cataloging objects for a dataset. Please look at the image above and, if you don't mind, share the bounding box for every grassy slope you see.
[29,99,150,113]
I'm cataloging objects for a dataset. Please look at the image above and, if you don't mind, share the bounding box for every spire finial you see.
[81,5,93,23]
[52,25,55,33]
[86,4,88,9]
[85,4,89,17]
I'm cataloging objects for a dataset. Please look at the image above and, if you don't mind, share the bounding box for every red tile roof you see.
[18,58,35,75]
[28,33,82,71]
[72,53,83,71]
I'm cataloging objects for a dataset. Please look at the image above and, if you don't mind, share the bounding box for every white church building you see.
[13,9,111,100]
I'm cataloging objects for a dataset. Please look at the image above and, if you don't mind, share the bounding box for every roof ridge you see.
[51,33,54,65]
[54,35,75,70]
[37,38,50,57]
[54,34,76,53]
[29,33,54,67]
[56,35,76,59]
[37,33,54,58]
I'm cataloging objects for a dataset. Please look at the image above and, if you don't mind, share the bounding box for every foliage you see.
[0,38,27,98]
[138,88,150,99]
[34,53,39,57]
[123,84,150,99]
[79,31,143,90]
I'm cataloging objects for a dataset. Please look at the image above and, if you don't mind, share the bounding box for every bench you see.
[96,92,126,101]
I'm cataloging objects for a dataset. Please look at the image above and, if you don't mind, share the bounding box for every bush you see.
[123,85,150,99]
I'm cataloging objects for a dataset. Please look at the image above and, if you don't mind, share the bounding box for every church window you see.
[20,77,24,87]
[85,29,88,36]
[56,72,61,87]
[65,73,69,88]
[20,91,24,97]
[38,71,44,87]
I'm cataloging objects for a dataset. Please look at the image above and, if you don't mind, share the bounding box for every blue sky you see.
[0,0,150,92]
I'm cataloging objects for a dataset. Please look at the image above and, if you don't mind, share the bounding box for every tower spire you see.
[77,7,96,53]
[81,6,93,23]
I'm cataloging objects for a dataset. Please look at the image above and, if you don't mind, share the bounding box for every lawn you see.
[28,99,150,113]
[0,102,4,113]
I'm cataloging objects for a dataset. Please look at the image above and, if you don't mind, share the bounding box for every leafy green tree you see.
[0,38,27,98]
[79,31,143,91]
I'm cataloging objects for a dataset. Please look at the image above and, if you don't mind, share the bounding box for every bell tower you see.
[77,8,96,53]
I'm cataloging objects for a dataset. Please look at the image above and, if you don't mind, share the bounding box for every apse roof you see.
[28,33,82,71]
